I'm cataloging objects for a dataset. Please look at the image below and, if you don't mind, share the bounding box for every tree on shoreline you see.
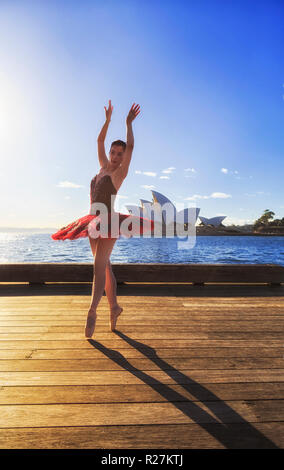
[254,209,284,230]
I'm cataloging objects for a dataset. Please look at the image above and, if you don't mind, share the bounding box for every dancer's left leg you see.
[85,237,117,337]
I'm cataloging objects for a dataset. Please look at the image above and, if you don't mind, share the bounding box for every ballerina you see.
[51,100,154,337]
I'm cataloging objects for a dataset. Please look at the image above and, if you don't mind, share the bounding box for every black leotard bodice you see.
[90,174,117,213]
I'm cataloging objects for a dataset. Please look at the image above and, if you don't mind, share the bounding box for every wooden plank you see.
[1,383,283,405]
[0,319,283,329]
[0,332,282,340]
[2,369,283,386]
[0,263,283,283]
[1,301,283,310]
[182,301,284,306]
[0,302,283,308]
[0,422,282,449]
[13,306,282,311]
[0,321,283,331]
[1,317,284,326]
[1,297,283,304]
[2,300,282,304]
[0,339,283,349]
[1,315,284,323]
[1,299,283,305]
[0,400,283,428]
[5,308,283,315]
[0,357,282,372]
[1,303,284,309]
[0,347,282,359]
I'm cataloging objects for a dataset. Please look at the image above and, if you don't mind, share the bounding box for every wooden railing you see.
[0,263,283,286]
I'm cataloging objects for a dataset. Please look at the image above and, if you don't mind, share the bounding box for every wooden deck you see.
[0,281,283,449]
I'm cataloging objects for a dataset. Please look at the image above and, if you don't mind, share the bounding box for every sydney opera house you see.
[199,216,227,227]
[125,190,226,234]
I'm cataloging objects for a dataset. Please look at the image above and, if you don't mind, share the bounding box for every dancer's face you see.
[109,145,125,167]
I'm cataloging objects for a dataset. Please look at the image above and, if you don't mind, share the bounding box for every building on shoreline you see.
[199,215,227,227]
[125,190,201,235]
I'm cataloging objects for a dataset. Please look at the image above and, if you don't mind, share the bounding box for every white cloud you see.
[162,167,175,174]
[184,168,197,178]
[116,194,128,199]
[56,181,83,188]
[185,194,210,201]
[138,168,173,178]
[185,192,232,201]
[141,185,155,189]
[211,192,232,199]
[221,168,240,176]
[244,191,270,197]
[135,170,156,177]
[160,176,170,179]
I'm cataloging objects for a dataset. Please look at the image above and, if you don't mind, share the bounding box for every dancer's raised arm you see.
[117,103,140,178]
[97,100,113,168]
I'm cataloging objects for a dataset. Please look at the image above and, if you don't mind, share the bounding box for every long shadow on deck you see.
[88,334,278,449]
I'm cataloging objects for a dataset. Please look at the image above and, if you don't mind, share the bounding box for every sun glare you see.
[0,72,34,160]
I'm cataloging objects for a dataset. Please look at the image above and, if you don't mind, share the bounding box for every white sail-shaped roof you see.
[199,216,226,227]
[125,204,145,218]
[140,199,152,207]
[178,207,201,224]
[151,190,175,207]
[151,190,176,224]
[166,207,201,225]
[139,199,155,220]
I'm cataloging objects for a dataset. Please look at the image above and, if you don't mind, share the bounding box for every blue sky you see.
[0,0,283,228]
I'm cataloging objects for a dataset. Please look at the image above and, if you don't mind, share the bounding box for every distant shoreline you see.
[195,233,284,236]
[0,227,283,237]
[0,228,58,233]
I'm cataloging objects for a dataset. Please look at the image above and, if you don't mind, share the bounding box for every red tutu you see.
[51,212,154,241]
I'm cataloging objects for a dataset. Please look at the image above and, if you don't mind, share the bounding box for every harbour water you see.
[0,232,283,265]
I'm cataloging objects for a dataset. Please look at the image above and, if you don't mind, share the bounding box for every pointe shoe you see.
[110,306,123,332]
[85,314,97,338]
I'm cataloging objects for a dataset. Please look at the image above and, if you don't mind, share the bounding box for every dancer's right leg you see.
[105,259,123,331]
[85,236,99,337]
[89,235,119,309]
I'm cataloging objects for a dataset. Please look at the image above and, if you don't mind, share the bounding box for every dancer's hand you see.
[126,103,140,125]
[104,100,113,122]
